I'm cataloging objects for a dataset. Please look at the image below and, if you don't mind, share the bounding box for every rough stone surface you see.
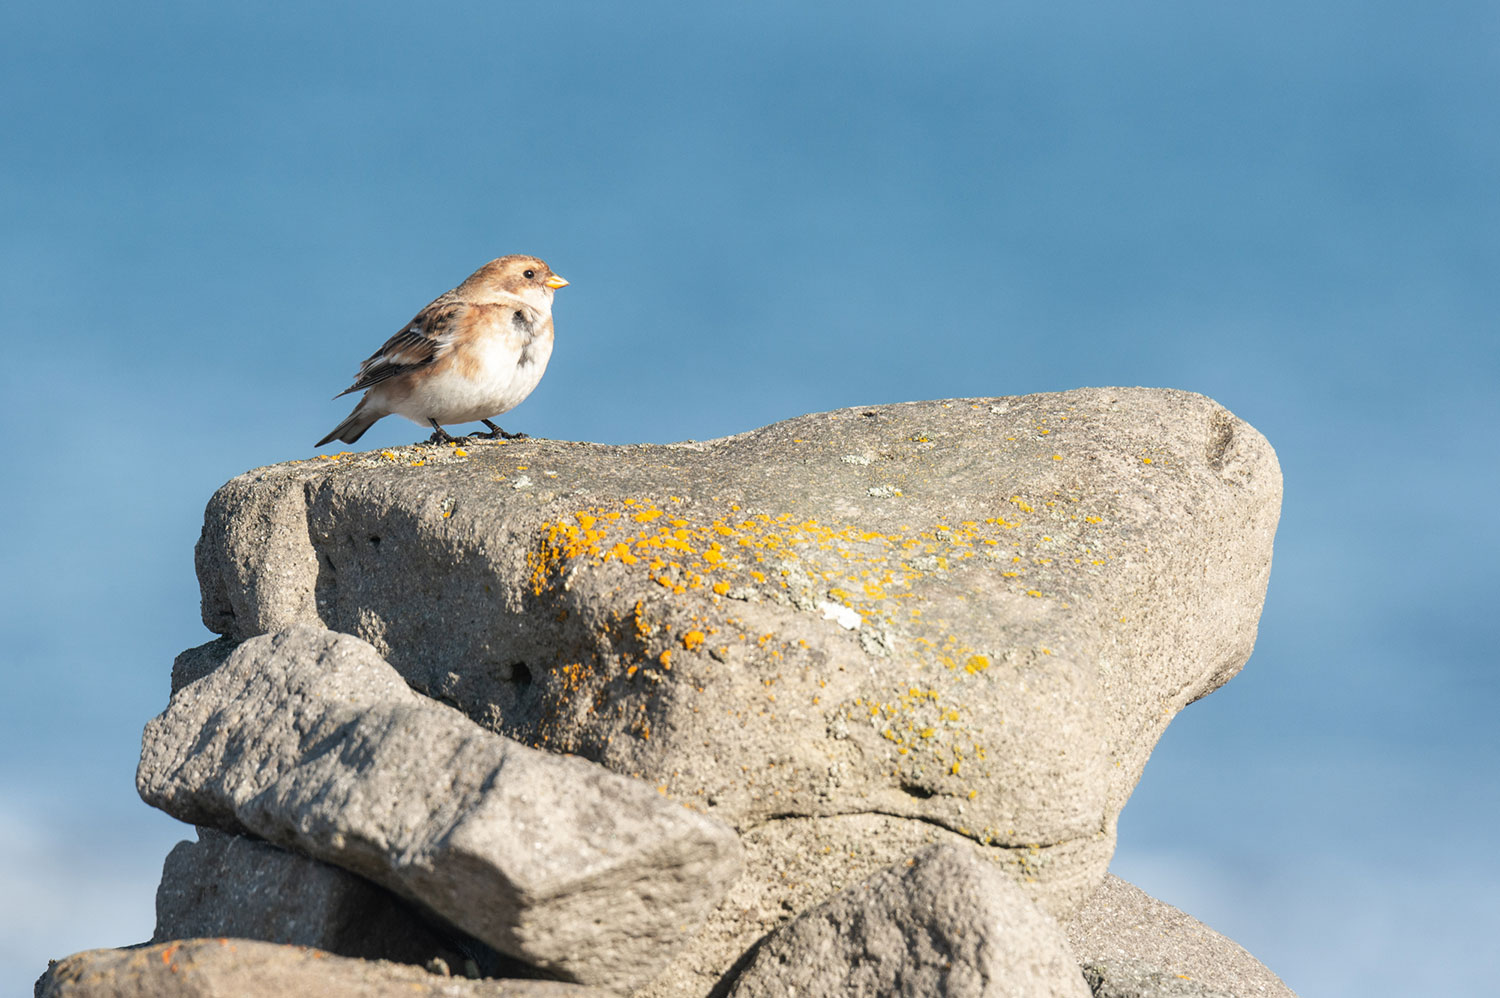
[726,843,1090,997]
[136,627,744,993]
[1065,875,1297,997]
[170,637,235,693]
[34,939,613,998]
[153,827,512,974]
[187,389,1283,994]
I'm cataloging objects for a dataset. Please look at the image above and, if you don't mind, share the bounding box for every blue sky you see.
[2,2,1496,994]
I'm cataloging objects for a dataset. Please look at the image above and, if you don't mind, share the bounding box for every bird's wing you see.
[334,299,467,397]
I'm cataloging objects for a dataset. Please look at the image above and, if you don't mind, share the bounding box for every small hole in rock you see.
[899,782,935,799]
[505,662,533,686]
[369,535,381,546]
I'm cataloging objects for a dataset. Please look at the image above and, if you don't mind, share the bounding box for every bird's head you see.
[462,254,569,311]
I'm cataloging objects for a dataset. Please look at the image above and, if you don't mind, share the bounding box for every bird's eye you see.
[523,269,536,279]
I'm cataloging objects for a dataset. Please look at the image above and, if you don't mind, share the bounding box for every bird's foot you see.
[480,419,528,440]
[426,420,461,445]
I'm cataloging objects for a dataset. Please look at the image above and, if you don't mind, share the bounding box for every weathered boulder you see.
[192,393,1276,886]
[153,827,509,973]
[137,627,744,993]
[726,843,1091,997]
[34,939,613,998]
[1065,875,1297,997]
[184,389,1282,994]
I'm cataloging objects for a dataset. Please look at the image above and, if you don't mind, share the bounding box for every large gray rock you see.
[1065,875,1297,997]
[34,939,613,998]
[726,843,1090,998]
[136,627,744,993]
[190,389,1281,992]
[153,827,507,973]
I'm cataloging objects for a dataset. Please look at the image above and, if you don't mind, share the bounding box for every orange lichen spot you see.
[750,570,766,583]
[1026,589,1043,598]
[635,508,664,522]
[919,727,936,739]
[442,511,452,518]
[659,650,672,669]
[1008,496,1034,513]
[453,448,468,457]
[950,762,961,774]
[967,789,978,799]
[380,450,397,460]
[965,655,990,674]
[1085,515,1102,524]
[1051,454,1062,461]
[1142,457,1154,464]
[575,512,597,529]
[712,581,731,595]
[682,630,706,651]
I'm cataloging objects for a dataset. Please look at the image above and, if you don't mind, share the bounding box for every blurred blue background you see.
[2,2,1495,994]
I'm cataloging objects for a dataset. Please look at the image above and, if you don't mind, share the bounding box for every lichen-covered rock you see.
[188,389,1281,994]
[34,939,614,998]
[726,843,1090,998]
[137,627,744,993]
[1065,875,1298,997]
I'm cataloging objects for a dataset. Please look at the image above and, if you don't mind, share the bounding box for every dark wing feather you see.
[334,301,466,397]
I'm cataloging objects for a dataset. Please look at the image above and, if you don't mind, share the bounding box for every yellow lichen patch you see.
[681,630,706,651]
[524,497,1108,688]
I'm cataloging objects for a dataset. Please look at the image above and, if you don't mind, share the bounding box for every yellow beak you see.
[545,274,569,289]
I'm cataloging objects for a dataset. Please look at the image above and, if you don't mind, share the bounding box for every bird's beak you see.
[545,274,569,289]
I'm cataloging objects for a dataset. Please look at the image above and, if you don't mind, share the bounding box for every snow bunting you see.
[316,255,568,447]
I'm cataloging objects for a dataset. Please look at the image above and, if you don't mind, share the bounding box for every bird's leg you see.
[427,419,460,445]
[481,419,528,440]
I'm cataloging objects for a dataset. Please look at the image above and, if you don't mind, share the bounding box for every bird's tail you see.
[316,396,384,447]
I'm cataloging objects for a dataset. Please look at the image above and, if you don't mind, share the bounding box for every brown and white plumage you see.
[316,255,568,447]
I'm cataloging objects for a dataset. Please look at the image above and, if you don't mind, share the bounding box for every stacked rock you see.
[38,389,1297,997]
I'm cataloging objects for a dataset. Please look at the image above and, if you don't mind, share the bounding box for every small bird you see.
[316,255,568,447]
